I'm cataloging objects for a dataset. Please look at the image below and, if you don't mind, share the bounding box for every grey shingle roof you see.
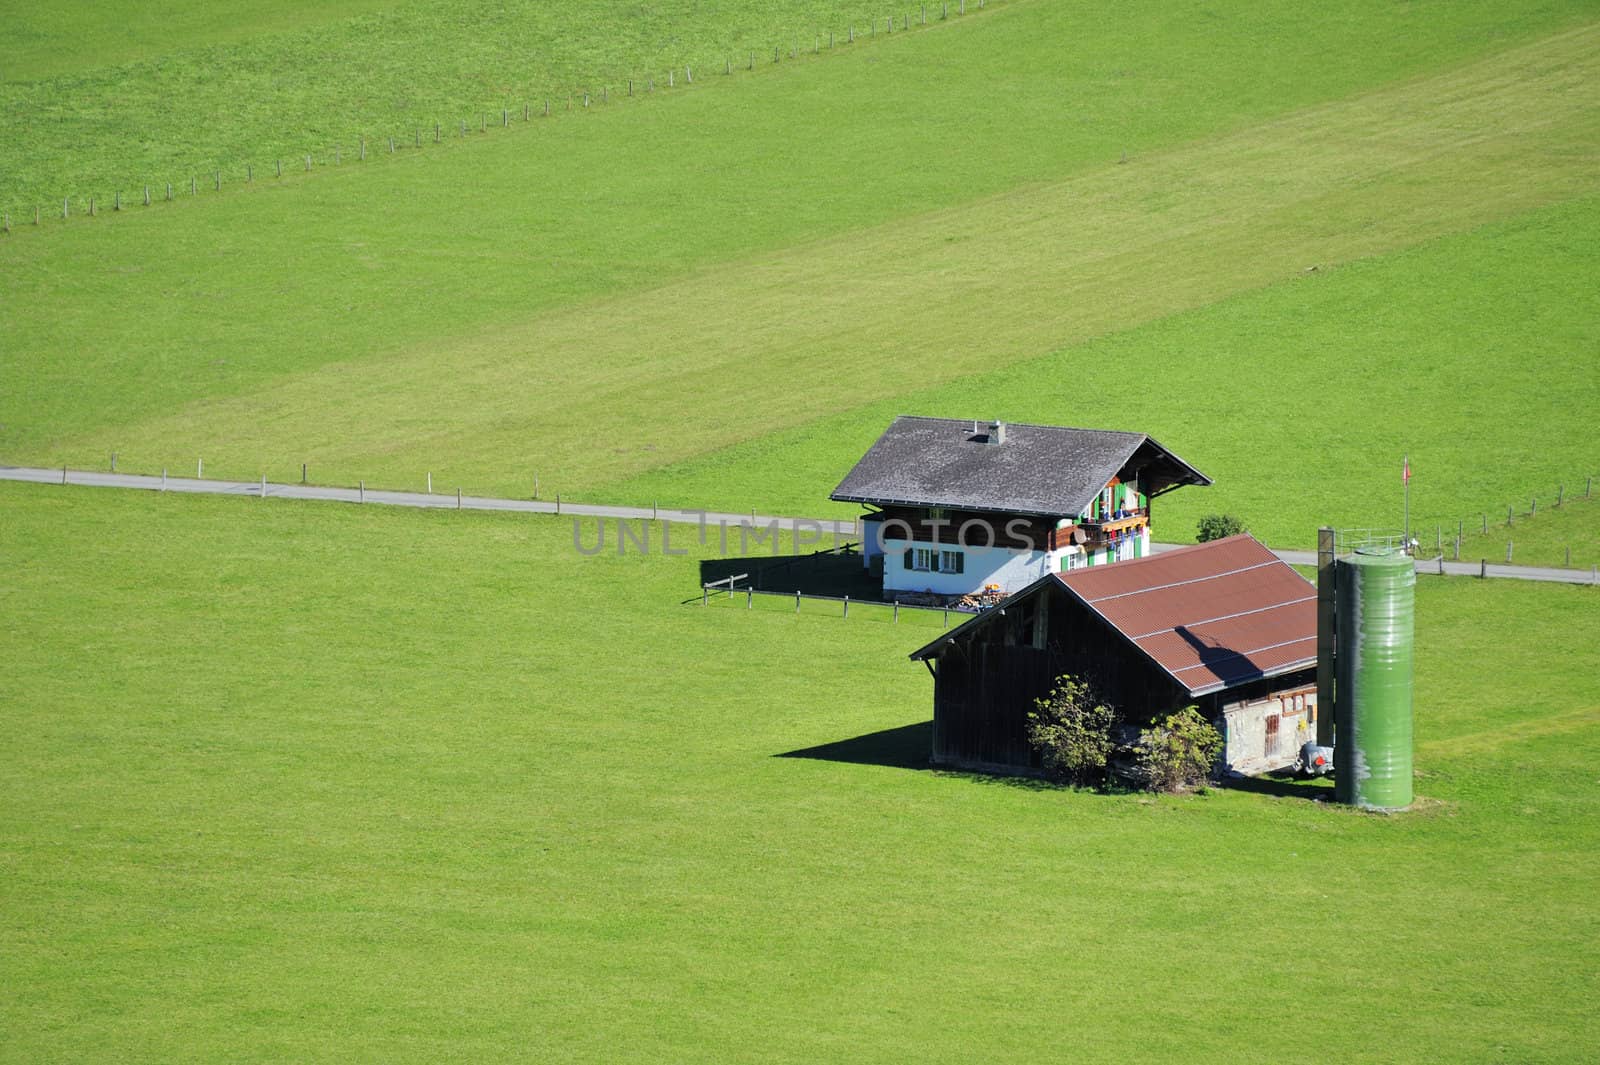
[831,415,1210,517]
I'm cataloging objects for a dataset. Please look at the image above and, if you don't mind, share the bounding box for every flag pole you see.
[1403,453,1410,552]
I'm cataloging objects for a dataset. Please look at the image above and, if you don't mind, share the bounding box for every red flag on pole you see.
[1403,455,1411,484]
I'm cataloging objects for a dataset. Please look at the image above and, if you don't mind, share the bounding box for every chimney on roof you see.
[988,420,1006,445]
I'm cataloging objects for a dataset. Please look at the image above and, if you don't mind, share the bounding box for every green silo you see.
[1333,547,1415,811]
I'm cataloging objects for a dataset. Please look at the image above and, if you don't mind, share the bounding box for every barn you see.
[907,534,1319,777]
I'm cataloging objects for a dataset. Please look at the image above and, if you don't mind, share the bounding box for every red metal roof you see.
[1055,534,1316,696]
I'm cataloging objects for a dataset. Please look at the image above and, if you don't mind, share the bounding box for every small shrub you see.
[1196,514,1245,542]
[1136,706,1223,792]
[1027,674,1119,787]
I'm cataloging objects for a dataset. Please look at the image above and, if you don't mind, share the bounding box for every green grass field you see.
[2,483,1596,1062]
[611,195,1600,548]
[1443,491,1600,571]
[5,0,1599,1057]
[3,4,1597,547]
[1,0,901,208]
[4,0,1589,212]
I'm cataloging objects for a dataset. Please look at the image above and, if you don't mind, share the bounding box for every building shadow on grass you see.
[1221,770,1335,802]
[697,549,884,602]
[779,720,933,771]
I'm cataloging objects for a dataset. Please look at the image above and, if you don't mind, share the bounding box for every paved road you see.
[1,465,860,540]
[5,465,1595,586]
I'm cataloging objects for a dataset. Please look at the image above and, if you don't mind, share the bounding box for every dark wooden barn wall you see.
[931,585,1195,773]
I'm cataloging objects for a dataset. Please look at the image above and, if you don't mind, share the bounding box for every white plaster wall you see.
[882,539,1052,595]
[1221,687,1318,776]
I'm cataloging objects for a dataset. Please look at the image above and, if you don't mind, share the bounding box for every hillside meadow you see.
[1447,491,1600,572]
[2,0,904,207]
[3,9,1597,548]
[612,195,1600,548]
[1,483,1596,1061]
[4,0,1590,211]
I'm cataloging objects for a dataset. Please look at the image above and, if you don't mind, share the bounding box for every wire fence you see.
[0,0,990,234]
[1416,473,1598,570]
[700,581,972,626]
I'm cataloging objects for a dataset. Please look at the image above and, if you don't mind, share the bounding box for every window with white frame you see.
[906,547,963,573]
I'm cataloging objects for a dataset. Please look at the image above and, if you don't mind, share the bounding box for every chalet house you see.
[907,534,1319,778]
[833,416,1210,600]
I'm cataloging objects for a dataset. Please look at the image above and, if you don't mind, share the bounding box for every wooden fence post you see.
[1480,559,1487,579]
[302,463,307,484]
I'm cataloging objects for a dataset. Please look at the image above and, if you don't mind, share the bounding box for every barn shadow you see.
[779,720,933,771]
[1221,771,1335,802]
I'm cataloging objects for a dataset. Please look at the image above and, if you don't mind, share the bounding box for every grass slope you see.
[4,17,1597,531]
[2,483,1596,1062]
[1,0,908,207]
[1446,491,1600,571]
[612,195,1600,548]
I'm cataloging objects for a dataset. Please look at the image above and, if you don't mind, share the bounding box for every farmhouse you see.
[908,534,1319,778]
[832,416,1210,599]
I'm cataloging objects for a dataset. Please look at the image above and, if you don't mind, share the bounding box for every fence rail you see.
[704,583,979,625]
